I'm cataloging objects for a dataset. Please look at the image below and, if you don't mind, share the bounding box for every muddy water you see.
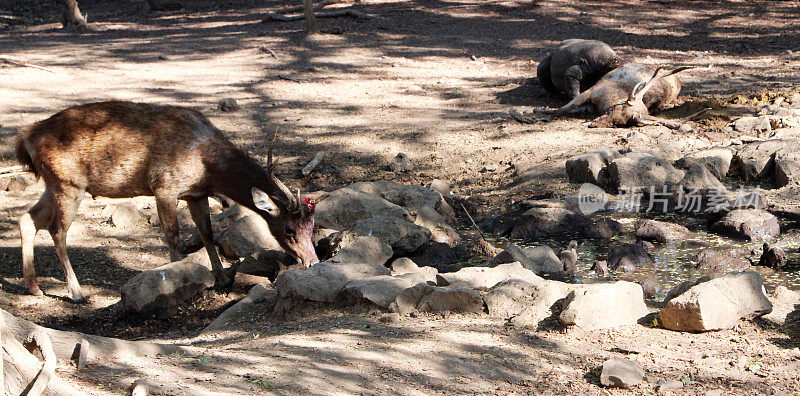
[498,215,800,301]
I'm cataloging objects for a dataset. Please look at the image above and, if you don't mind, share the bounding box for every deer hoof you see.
[70,292,88,304]
[29,286,44,297]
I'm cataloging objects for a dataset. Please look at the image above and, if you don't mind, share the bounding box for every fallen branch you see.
[277,73,304,83]
[302,151,324,176]
[0,56,57,74]
[0,171,32,179]
[263,8,370,22]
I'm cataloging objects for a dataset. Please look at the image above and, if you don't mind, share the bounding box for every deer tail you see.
[15,127,38,177]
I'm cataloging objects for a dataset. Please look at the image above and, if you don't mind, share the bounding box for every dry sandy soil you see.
[0,0,799,394]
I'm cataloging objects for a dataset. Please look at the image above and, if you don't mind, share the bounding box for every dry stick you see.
[277,73,304,83]
[459,202,487,241]
[0,171,31,179]
[276,0,340,14]
[0,56,57,74]
[302,151,324,176]
[264,8,370,22]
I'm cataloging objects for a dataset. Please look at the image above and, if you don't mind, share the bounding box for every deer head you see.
[251,131,320,268]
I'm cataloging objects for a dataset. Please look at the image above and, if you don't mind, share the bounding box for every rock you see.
[605,152,685,193]
[219,215,281,259]
[5,174,36,191]
[390,152,414,173]
[110,202,148,228]
[203,282,276,333]
[509,207,592,239]
[734,139,786,182]
[761,286,800,326]
[407,242,470,272]
[484,279,571,327]
[759,242,787,269]
[347,180,450,220]
[558,241,578,274]
[237,249,287,279]
[664,276,712,303]
[349,216,431,255]
[325,232,393,266]
[675,147,735,180]
[344,271,437,308]
[565,148,629,184]
[379,312,402,323]
[217,98,240,112]
[390,283,483,314]
[593,260,610,276]
[635,219,691,243]
[774,147,800,187]
[390,257,422,275]
[607,242,654,271]
[710,209,780,241]
[733,116,774,135]
[411,206,460,245]
[120,251,215,317]
[275,262,390,303]
[440,262,543,290]
[659,271,773,331]
[426,179,452,198]
[559,281,649,330]
[584,217,623,239]
[695,249,752,274]
[676,163,727,195]
[491,244,564,276]
[600,357,645,389]
[315,188,410,230]
[657,380,684,391]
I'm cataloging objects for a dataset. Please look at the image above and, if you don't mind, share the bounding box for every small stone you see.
[657,380,683,391]
[218,98,240,112]
[111,202,148,228]
[390,152,414,173]
[600,357,645,388]
[379,312,401,323]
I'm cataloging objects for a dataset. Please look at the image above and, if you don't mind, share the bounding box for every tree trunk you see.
[302,0,320,34]
[60,0,89,30]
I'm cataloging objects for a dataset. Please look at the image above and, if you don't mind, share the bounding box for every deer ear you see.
[252,187,279,216]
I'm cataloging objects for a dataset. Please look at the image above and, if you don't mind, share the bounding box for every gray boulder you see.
[734,139,786,182]
[710,209,780,241]
[509,207,592,239]
[237,249,287,279]
[439,262,543,290]
[500,244,565,276]
[761,286,800,326]
[349,216,431,255]
[605,152,685,193]
[607,242,654,271]
[695,248,752,274]
[412,206,460,245]
[775,148,800,187]
[675,147,734,180]
[275,262,390,303]
[559,281,649,330]
[5,174,36,192]
[219,215,281,259]
[484,279,571,327]
[390,283,483,315]
[314,188,410,230]
[346,180,454,222]
[565,148,629,184]
[121,251,215,317]
[326,232,394,266]
[344,271,437,308]
[659,271,772,331]
[635,219,691,243]
[600,357,645,389]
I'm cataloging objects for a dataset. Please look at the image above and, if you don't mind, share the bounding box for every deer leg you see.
[19,189,54,296]
[186,197,233,289]
[155,194,182,262]
[47,188,85,303]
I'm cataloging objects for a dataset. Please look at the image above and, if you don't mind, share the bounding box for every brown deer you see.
[15,101,319,303]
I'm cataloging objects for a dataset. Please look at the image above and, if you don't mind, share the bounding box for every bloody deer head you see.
[250,132,319,268]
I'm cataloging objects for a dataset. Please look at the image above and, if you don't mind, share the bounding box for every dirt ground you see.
[1,0,800,394]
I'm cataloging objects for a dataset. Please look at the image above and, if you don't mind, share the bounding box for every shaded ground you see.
[0,0,799,394]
